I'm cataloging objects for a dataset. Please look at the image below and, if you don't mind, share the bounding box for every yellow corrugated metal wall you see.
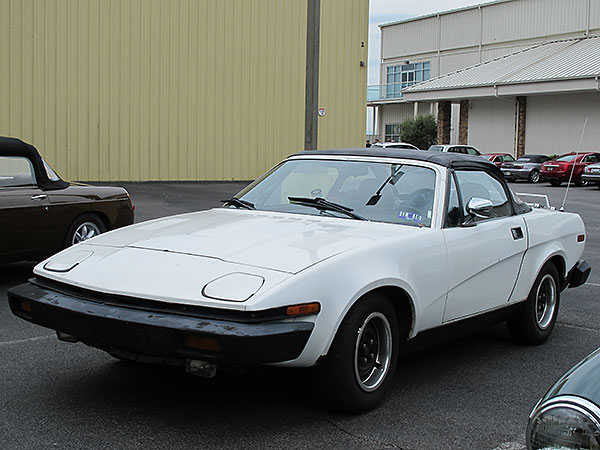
[0,0,367,181]
[318,0,369,150]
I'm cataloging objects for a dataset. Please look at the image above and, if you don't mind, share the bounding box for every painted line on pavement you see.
[0,334,55,347]
[586,282,600,287]
[560,323,600,333]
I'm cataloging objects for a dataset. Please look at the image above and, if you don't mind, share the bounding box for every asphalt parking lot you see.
[1,180,599,450]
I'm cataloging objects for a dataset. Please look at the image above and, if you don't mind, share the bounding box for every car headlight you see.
[527,396,600,450]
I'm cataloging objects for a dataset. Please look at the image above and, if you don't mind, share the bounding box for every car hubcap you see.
[531,171,539,183]
[72,222,101,245]
[535,274,557,329]
[354,312,392,392]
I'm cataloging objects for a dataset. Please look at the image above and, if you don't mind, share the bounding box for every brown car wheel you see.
[64,214,107,248]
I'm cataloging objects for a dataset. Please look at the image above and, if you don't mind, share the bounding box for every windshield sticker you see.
[398,211,423,222]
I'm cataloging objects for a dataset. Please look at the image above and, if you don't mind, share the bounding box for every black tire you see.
[315,294,402,413]
[549,180,562,187]
[575,176,589,187]
[507,263,560,345]
[64,213,107,248]
[597,183,600,190]
[528,170,540,183]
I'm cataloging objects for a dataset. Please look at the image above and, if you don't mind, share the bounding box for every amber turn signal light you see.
[184,335,222,353]
[577,234,585,242]
[286,303,320,317]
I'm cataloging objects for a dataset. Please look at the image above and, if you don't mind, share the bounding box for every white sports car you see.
[9,149,591,412]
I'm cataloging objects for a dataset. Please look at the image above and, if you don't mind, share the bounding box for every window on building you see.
[385,62,431,98]
[385,124,401,142]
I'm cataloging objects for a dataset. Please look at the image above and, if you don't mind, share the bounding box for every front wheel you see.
[575,176,589,187]
[528,170,540,183]
[315,294,402,413]
[64,214,107,248]
[507,263,560,345]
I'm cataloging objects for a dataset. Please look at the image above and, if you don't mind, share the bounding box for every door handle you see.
[30,194,47,201]
[511,227,524,240]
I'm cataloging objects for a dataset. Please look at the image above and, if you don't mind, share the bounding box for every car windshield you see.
[429,145,443,152]
[556,154,579,162]
[234,159,437,227]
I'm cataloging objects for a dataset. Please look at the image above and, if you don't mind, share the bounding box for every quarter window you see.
[455,170,511,221]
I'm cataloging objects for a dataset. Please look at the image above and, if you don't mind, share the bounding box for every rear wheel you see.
[528,170,540,183]
[64,214,106,248]
[575,176,589,187]
[316,294,402,413]
[549,180,562,187]
[507,263,560,345]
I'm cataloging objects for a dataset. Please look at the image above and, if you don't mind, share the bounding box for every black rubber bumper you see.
[7,281,314,365]
[566,259,591,289]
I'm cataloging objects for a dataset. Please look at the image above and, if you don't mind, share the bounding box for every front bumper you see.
[581,173,600,183]
[8,279,314,365]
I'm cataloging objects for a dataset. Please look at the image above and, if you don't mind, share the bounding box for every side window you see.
[504,155,515,162]
[455,170,512,221]
[0,156,37,188]
[466,147,480,155]
[493,156,502,163]
[445,173,461,228]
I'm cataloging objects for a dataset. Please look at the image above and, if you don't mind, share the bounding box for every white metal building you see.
[367,0,600,156]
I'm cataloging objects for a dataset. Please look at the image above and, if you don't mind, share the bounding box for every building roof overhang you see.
[402,77,600,102]
[400,36,600,102]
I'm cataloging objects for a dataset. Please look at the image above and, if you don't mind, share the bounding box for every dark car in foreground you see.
[527,347,600,449]
[540,152,600,187]
[501,154,551,183]
[0,137,134,263]
[581,162,600,189]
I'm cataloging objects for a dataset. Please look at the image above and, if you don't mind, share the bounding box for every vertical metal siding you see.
[590,0,600,31]
[440,9,480,51]
[482,0,588,45]
[317,0,368,150]
[382,16,439,59]
[0,0,315,181]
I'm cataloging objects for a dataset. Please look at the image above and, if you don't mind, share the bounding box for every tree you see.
[399,114,437,150]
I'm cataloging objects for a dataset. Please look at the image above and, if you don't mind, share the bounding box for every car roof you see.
[0,136,68,190]
[289,148,501,175]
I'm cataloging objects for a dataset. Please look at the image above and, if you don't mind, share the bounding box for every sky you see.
[368,0,485,84]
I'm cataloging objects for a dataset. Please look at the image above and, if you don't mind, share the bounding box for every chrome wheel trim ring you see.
[535,274,557,329]
[530,171,539,183]
[354,312,393,392]
[72,222,102,245]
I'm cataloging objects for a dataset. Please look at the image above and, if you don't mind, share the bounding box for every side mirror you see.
[466,197,493,219]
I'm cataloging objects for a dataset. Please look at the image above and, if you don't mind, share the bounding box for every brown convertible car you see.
[0,137,134,263]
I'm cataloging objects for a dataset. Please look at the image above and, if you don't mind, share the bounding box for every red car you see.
[540,152,600,186]
[482,153,515,168]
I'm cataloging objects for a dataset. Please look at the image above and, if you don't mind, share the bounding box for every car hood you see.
[77,208,423,274]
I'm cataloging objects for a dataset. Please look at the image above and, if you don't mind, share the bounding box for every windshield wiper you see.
[221,198,255,210]
[367,165,404,206]
[288,196,366,220]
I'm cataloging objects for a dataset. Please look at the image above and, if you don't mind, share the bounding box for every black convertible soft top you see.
[0,137,68,190]
[290,148,503,177]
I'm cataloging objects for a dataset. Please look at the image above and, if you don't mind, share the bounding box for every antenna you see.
[560,117,588,212]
